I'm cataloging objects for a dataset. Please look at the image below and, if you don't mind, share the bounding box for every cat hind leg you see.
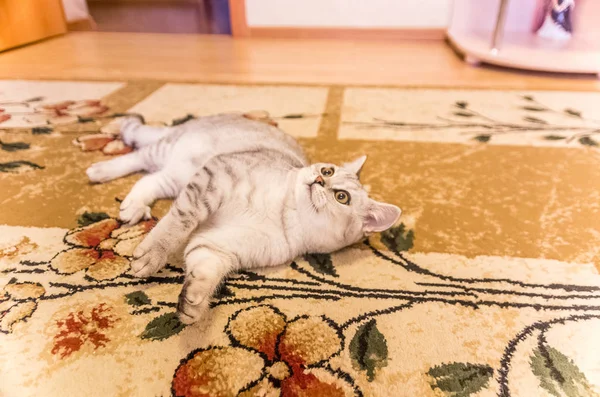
[178,247,234,324]
[120,117,173,148]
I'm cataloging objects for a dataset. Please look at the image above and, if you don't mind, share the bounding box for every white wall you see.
[246,0,452,28]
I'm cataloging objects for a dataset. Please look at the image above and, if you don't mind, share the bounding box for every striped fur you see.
[87,114,401,324]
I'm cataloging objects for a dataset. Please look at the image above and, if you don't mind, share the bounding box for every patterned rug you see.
[1,80,600,397]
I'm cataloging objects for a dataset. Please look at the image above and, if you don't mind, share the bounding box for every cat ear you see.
[363,200,401,233]
[343,155,367,177]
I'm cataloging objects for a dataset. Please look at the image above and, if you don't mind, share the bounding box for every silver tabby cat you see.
[86,114,401,324]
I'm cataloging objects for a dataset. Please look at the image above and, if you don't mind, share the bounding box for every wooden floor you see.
[1,32,599,90]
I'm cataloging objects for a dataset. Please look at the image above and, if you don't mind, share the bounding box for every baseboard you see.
[247,27,446,40]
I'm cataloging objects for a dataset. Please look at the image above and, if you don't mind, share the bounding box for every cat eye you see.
[321,167,334,177]
[334,190,351,205]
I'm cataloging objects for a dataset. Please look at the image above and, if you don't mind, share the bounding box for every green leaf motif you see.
[579,137,598,147]
[522,106,547,112]
[0,161,44,173]
[524,116,548,124]
[473,134,491,143]
[564,108,582,118]
[453,111,474,118]
[530,345,594,397]
[125,291,151,307]
[140,312,186,341]
[380,223,414,252]
[350,319,388,382]
[32,127,52,135]
[171,114,195,126]
[382,121,406,127]
[544,135,566,141]
[455,101,468,109]
[522,95,535,101]
[77,211,110,227]
[304,253,338,277]
[0,140,30,152]
[282,113,305,119]
[428,362,493,397]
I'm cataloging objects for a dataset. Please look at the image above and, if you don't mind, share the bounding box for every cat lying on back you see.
[87,113,401,324]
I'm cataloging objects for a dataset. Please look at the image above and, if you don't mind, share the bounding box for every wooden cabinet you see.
[0,0,67,52]
[87,0,231,34]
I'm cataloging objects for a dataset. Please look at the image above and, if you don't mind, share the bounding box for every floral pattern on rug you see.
[50,302,120,359]
[0,91,134,173]
[345,95,600,147]
[0,97,108,126]
[1,80,600,397]
[173,305,355,397]
[50,217,156,281]
[2,215,600,396]
[341,88,600,148]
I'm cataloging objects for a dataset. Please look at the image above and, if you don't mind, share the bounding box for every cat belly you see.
[186,221,296,270]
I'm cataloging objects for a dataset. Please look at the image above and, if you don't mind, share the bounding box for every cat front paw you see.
[119,196,151,225]
[130,239,167,278]
[86,162,117,183]
[177,285,209,325]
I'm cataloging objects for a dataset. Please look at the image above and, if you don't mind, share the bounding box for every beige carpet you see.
[1,80,600,397]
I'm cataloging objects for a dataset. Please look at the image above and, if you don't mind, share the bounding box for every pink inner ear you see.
[364,202,401,233]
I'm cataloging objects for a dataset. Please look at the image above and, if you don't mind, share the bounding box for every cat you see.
[86,113,401,324]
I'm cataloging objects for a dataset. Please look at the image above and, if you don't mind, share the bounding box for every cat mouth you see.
[308,183,327,211]
[308,181,323,195]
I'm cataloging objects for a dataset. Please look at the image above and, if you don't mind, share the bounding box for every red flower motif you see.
[50,218,156,281]
[37,99,109,117]
[72,133,132,155]
[0,281,45,333]
[172,305,353,397]
[14,99,109,126]
[51,303,119,358]
[1,98,110,126]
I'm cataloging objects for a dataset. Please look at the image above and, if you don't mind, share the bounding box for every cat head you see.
[297,155,401,251]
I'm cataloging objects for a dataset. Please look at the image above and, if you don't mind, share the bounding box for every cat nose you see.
[314,176,325,186]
